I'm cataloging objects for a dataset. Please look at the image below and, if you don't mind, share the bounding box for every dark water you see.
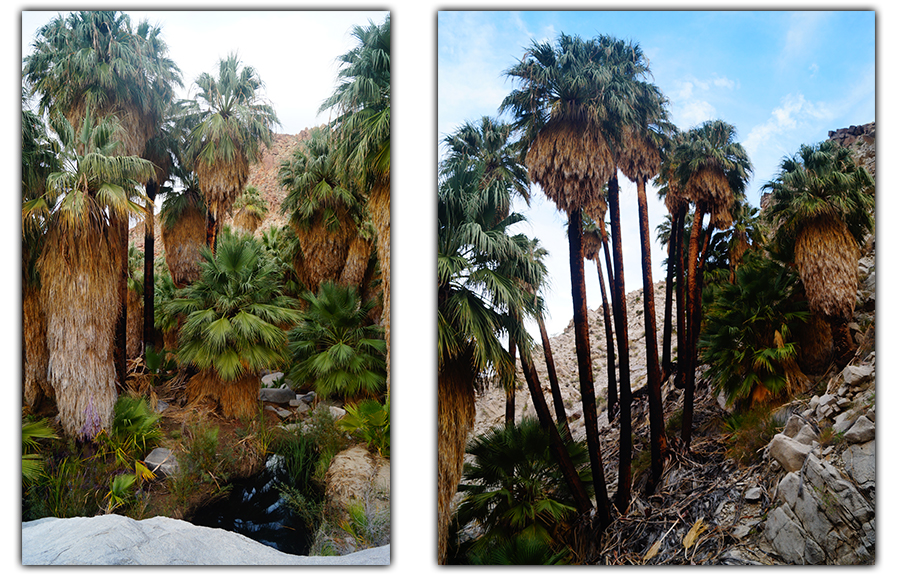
[188,456,312,556]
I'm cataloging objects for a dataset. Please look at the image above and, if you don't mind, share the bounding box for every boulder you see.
[842,364,874,387]
[768,434,813,472]
[261,372,284,387]
[22,515,389,565]
[259,387,297,404]
[844,416,875,444]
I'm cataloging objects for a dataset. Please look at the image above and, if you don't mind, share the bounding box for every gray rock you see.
[844,416,875,444]
[768,434,813,472]
[22,515,389,565]
[300,391,316,404]
[144,448,179,476]
[842,364,874,387]
[329,406,346,420]
[744,487,762,502]
[832,410,859,434]
[259,387,296,404]
[842,440,875,491]
[264,405,293,419]
[261,372,284,387]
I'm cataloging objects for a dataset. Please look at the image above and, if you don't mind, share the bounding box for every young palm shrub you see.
[167,232,301,418]
[286,282,386,402]
[699,252,809,408]
[453,417,593,564]
[337,398,390,457]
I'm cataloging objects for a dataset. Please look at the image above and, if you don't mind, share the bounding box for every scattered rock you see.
[145,448,179,477]
[261,372,284,387]
[768,434,813,472]
[844,416,874,444]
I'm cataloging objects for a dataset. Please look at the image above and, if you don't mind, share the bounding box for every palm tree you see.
[668,120,751,448]
[185,52,279,251]
[278,126,371,292]
[24,11,183,378]
[232,185,269,234]
[320,15,391,393]
[762,140,874,366]
[582,215,618,422]
[167,232,301,419]
[437,156,537,563]
[28,111,154,439]
[160,172,207,288]
[618,79,674,489]
[286,282,387,401]
[453,417,593,563]
[502,32,643,521]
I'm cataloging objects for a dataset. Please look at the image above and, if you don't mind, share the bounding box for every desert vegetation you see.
[21,11,390,556]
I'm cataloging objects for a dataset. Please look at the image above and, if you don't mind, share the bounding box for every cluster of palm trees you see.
[22,11,391,441]
[437,31,874,564]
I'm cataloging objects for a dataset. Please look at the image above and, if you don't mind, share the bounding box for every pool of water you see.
[187,456,312,556]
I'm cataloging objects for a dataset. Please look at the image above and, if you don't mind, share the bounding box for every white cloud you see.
[745,92,831,156]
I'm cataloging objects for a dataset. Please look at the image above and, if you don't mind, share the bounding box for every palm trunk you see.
[437,350,477,565]
[636,179,666,487]
[594,259,618,424]
[537,313,571,441]
[143,181,158,354]
[112,213,128,390]
[519,341,595,517]
[608,176,633,513]
[566,209,607,519]
[675,208,687,389]
[600,224,620,415]
[661,209,684,378]
[206,209,219,253]
[681,204,705,449]
[505,332,517,427]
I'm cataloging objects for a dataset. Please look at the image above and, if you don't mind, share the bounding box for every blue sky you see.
[439,10,875,336]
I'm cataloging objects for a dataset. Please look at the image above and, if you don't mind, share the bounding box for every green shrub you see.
[700,252,809,407]
[338,399,390,457]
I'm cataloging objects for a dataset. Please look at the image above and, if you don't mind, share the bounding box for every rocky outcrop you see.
[22,515,389,565]
[828,122,875,179]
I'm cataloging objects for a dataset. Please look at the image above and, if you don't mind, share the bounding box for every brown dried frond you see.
[369,182,391,391]
[291,205,356,290]
[437,351,477,564]
[232,207,263,234]
[525,121,614,215]
[582,228,603,261]
[23,284,53,410]
[185,369,260,420]
[796,313,833,375]
[162,201,206,288]
[794,214,859,320]
[686,167,734,229]
[619,128,662,185]
[339,234,374,290]
[197,155,249,219]
[37,219,119,439]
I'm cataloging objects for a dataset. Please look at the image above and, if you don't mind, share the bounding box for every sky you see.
[21,10,390,136]
[439,10,876,337]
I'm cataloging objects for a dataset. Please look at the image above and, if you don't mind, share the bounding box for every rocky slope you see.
[468,123,876,564]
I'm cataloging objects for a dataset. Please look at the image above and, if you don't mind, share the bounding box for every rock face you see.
[22,515,389,565]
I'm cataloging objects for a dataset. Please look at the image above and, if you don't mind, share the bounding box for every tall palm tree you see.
[320,15,391,393]
[762,140,874,366]
[232,185,268,234]
[668,120,751,448]
[185,52,279,252]
[28,111,154,439]
[618,79,674,489]
[502,32,647,520]
[278,126,371,292]
[437,159,540,563]
[25,11,183,376]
